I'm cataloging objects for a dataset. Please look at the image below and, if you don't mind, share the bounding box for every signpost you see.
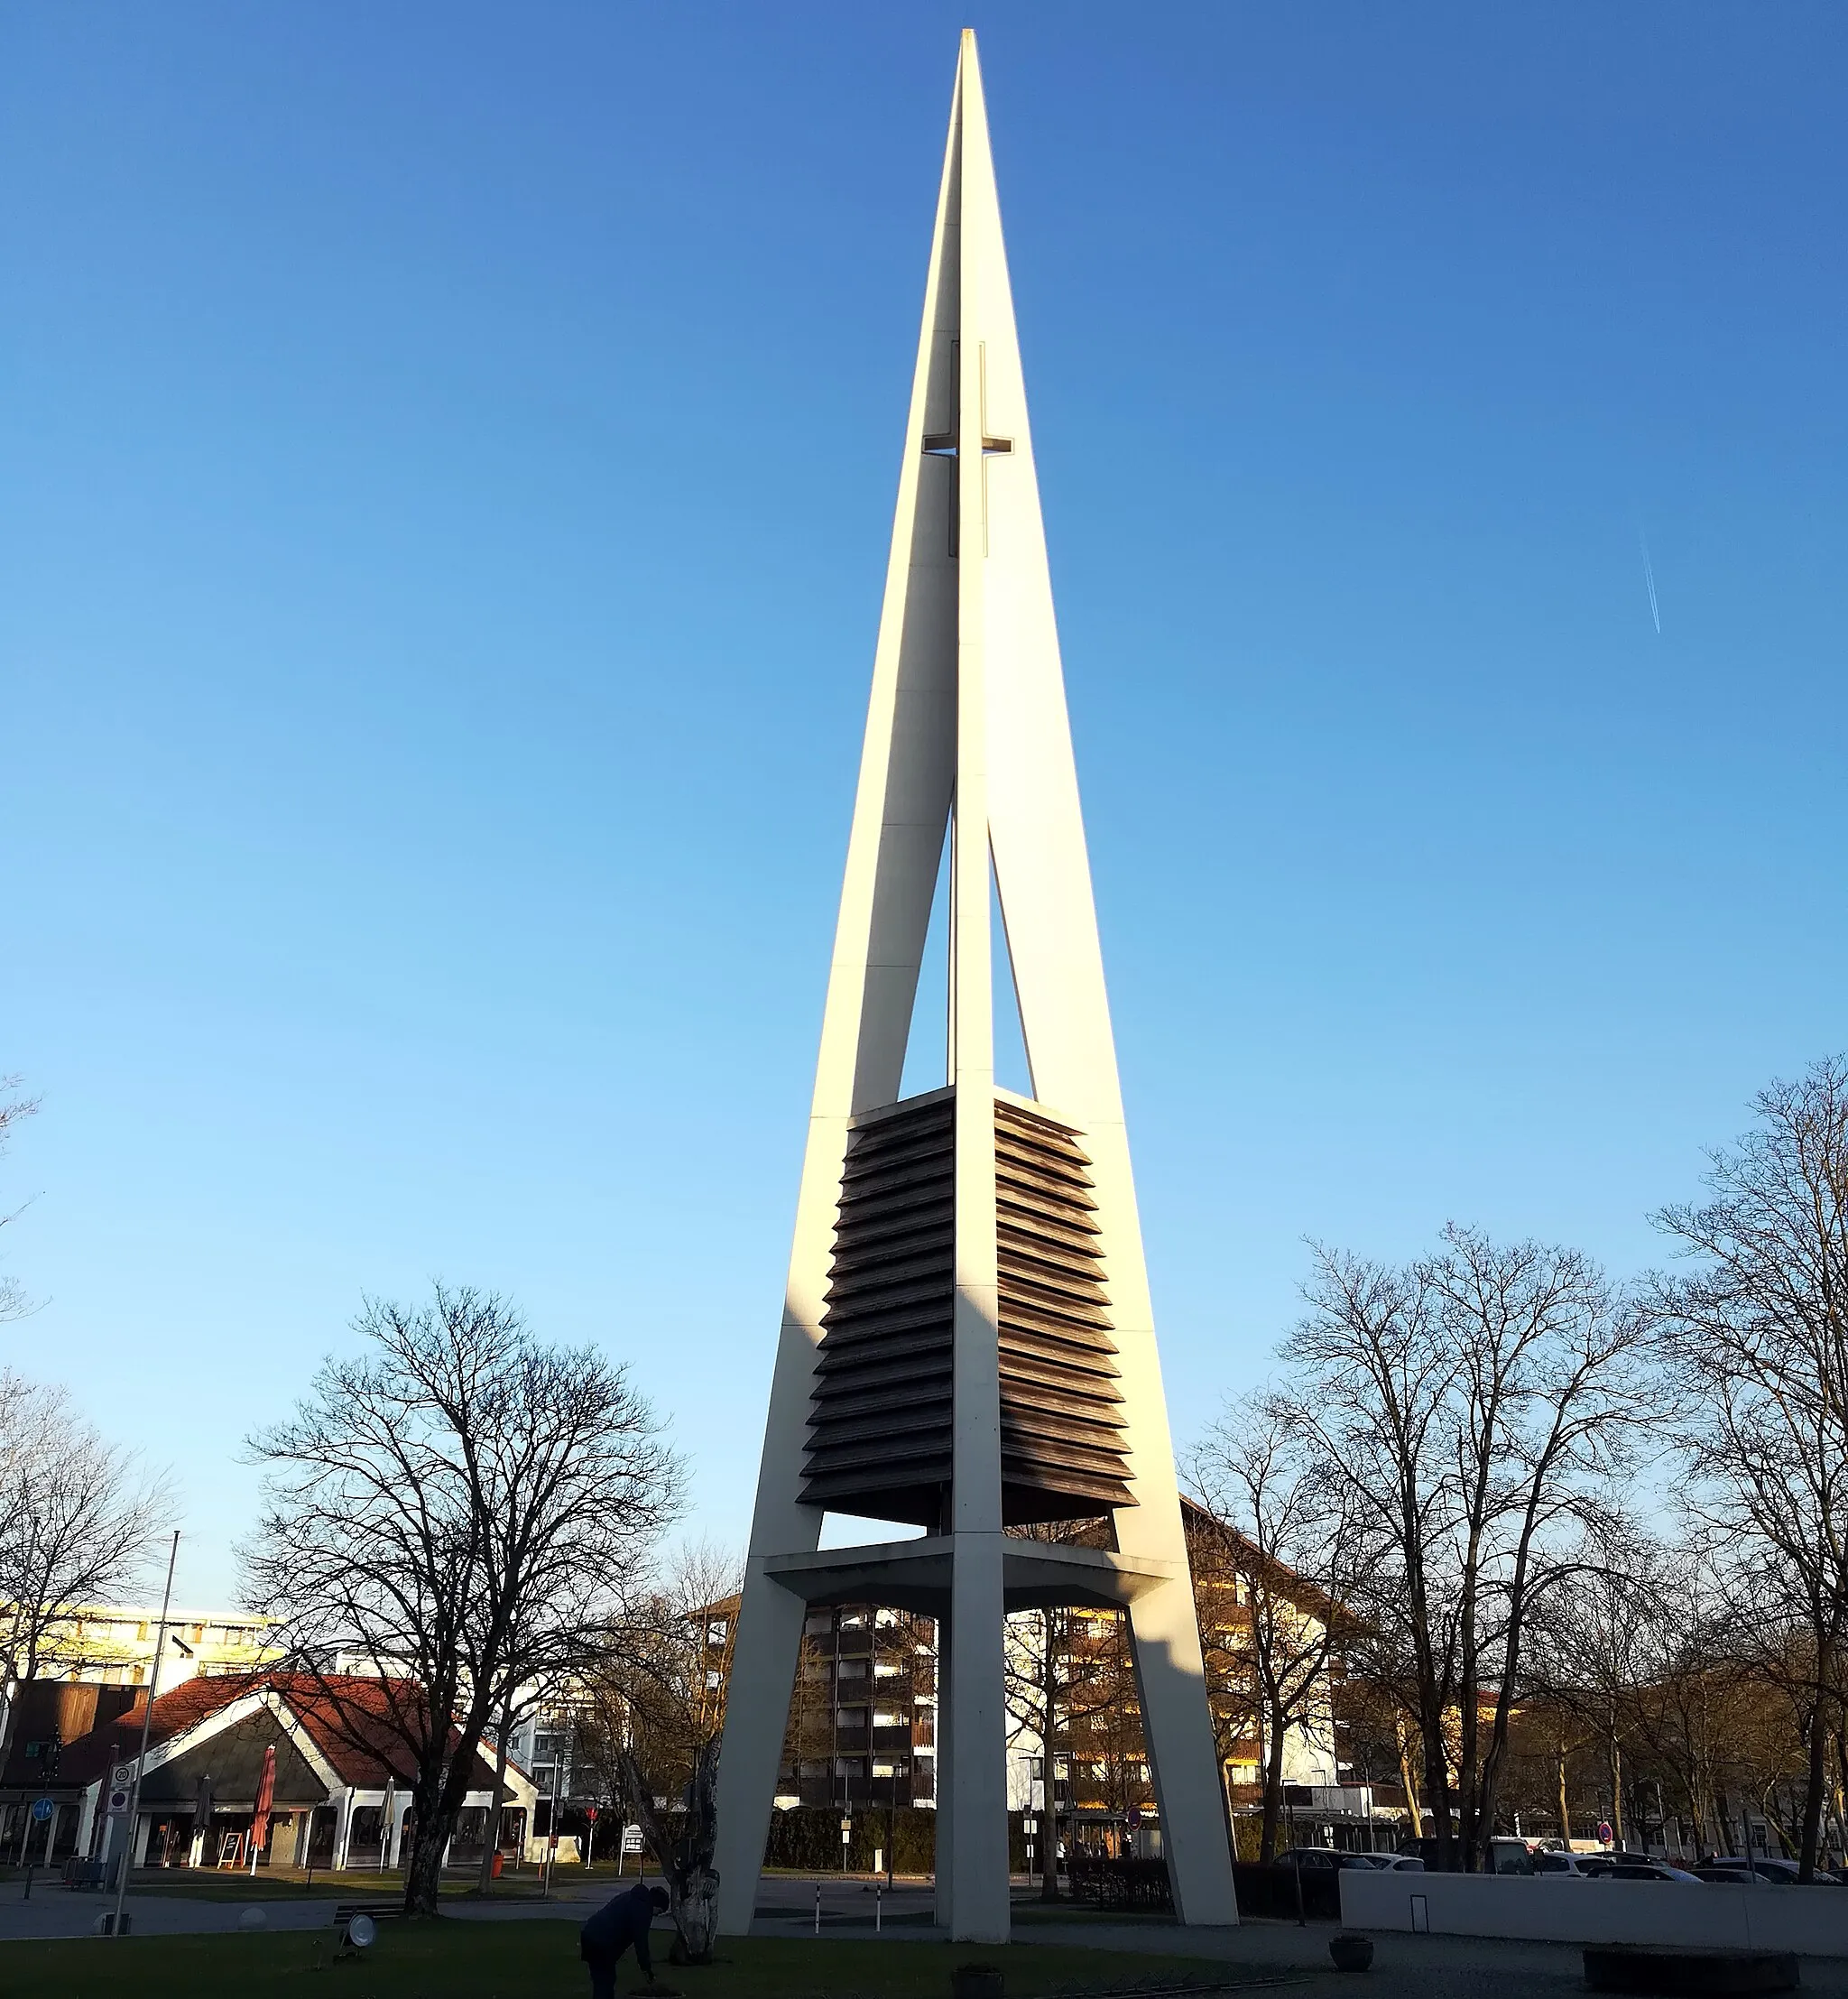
[23,1799,54,1899]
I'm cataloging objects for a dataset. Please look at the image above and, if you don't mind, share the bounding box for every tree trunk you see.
[1608,1737,1624,1847]
[477,1699,513,1895]
[1456,1659,1480,1870]
[1420,1693,1454,1869]
[1040,1611,1060,1902]
[1259,1710,1287,1863]
[1797,1680,1829,1881]
[1556,1745,1571,1846]
[670,1861,720,1964]
[1396,1712,1424,1841]
[403,1802,450,1917]
[623,1738,719,1966]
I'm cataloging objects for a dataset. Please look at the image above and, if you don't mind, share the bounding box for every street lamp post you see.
[111,1532,180,1939]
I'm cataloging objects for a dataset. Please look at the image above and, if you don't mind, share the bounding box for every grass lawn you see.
[0,1924,1250,1998]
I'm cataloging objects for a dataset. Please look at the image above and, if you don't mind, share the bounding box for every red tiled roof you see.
[60,1673,522,1795]
[59,1674,262,1788]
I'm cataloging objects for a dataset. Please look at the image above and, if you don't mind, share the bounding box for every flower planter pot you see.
[1329,1932,1374,1973]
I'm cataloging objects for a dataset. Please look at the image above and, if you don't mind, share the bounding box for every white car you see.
[1706,1856,1844,1885]
[1530,1850,1599,1877]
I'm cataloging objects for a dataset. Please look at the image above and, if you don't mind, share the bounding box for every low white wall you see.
[1339,1870,1848,1957]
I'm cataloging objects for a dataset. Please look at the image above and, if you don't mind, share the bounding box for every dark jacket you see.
[580,1880,661,1973]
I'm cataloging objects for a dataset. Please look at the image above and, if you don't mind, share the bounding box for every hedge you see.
[763,1806,1030,1874]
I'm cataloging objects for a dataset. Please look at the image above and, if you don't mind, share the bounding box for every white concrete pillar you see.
[944,1544,1010,1940]
[931,1621,955,1928]
[713,1570,806,1932]
[1127,1574,1238,1924]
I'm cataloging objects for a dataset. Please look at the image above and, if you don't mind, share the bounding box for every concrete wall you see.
[1340,1869,1848,1957]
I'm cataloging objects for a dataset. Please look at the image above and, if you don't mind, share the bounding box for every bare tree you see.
[0,1374,171,1754]
[996,1520,1139,1899]
[1524,1537,1677,1848]
[0,1078,41,1324]
[1280,1226,1652,1868]
[578,1541,742,1962]
[243,1284,683,1916]
[1652,1058,1848,1880]
[1189,1396,1363,1860]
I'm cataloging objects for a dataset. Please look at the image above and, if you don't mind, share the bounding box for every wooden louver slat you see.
[799,1088,1136,1527]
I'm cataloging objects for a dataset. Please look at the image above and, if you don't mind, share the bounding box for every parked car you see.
[1692,1865,1761,1885]
[1705,1856,1845,1885]
[1530,1849,1599,1877]
[1379,1854,1426,1872]
[1270,1847,1387,1872]
[1595,1860,1705,1883]
[1575,1855,1691,1879]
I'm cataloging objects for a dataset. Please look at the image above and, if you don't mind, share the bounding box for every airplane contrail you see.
[1640,532,1661,634]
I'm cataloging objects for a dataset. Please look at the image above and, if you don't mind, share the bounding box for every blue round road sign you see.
[32,1798,53,1823]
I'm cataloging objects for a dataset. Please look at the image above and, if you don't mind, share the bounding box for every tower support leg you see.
[713,1570,807,1935]
[1126,1573,1240,1925]
[932,1617,955,1930]
[944,1530,1011,1941]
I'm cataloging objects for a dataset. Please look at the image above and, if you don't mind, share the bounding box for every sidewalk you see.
[753,1884,1848,1999]
[0,1877,607,1942]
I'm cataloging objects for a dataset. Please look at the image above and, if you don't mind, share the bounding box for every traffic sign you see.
[32,1798,53,1824]
[106,1787,131,1817]
[110,1762,136,1791]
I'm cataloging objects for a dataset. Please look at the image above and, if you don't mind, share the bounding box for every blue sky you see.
[4,3,1843,1607]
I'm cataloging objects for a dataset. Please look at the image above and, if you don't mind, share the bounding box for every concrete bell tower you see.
[711,31,1238,1943]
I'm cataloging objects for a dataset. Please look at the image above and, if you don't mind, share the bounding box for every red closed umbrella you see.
[248,1744,277,1874]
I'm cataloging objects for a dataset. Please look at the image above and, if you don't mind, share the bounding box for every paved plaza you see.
[5,1873,1847,1999]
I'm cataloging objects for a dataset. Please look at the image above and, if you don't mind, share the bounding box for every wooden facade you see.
[799,1087,1135,1529]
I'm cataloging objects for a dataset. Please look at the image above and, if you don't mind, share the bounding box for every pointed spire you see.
[712,33,1241,1946]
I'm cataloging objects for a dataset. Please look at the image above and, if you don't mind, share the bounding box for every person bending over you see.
[580,1879,670,1998]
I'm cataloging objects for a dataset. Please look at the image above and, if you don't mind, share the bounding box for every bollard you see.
[876,1883,882,1933]
[814,1882,821,1934]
